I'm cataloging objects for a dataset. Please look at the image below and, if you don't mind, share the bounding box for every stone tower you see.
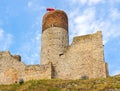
[40,10,69,65]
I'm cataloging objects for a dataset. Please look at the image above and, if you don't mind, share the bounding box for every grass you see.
[0,76,120,91]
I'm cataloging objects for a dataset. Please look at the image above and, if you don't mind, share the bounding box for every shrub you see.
[19,78,24,85]
[81,75,89,80]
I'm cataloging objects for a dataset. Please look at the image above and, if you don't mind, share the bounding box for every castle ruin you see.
[0,10,108,84]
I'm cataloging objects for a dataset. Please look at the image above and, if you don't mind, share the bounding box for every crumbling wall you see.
[55,31,108,79]
[0,51,25,84]
[24,63,52,81]
[0,51,52,84]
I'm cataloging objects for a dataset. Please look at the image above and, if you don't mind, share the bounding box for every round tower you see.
[40,10,69,65]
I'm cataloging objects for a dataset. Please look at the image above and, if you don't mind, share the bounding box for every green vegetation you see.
[0,76,120,91]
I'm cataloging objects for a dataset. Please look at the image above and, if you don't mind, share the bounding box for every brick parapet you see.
[42,10,68,32]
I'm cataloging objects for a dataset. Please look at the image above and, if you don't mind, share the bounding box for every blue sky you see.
[0,0,120,76]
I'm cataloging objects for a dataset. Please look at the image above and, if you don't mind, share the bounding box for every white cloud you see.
[0,28,13,50]
[27,1,45,12]
[73,0,87,5]
[27,1,33,8]
[88,0,104,5]
[69,7,96,43]
[110,8,120,20]
[74,8,95,34]
[69,0,104,5]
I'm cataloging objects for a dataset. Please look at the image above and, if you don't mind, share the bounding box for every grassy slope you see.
[0,76,120,91]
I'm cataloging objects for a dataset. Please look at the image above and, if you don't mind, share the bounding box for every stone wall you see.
[0,51,52,84]
[24,63,52,81]
[40,27,69,65]
[0,51,25,84]
[55,31,108,79]
[105,63,109,77]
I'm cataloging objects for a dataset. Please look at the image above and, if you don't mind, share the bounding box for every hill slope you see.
[0,76,120,91]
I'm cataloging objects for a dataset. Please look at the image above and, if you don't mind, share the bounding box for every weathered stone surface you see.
[0,51,25,84]
[45,31,108,79]
[0,51,52,84]
[13,55,21,62]
[40,27,69,65]
[24,64,52,81]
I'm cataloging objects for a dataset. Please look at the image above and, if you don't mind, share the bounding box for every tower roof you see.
[42,10,68,32]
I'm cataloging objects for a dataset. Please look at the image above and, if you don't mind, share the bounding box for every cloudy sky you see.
[0,0,120,76]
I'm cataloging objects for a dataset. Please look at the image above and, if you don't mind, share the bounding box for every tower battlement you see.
[42,10,68,32]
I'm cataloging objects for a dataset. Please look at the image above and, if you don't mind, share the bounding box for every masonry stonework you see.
[40,27,69,65]
[0,51,25,84]
[53,31,107,79]
[0,10,108,84]
[24,64,52,81]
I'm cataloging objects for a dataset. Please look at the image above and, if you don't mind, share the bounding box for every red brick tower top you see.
[42,10,68,32]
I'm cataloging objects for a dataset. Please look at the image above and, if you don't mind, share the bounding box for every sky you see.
[0,0,120,76]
